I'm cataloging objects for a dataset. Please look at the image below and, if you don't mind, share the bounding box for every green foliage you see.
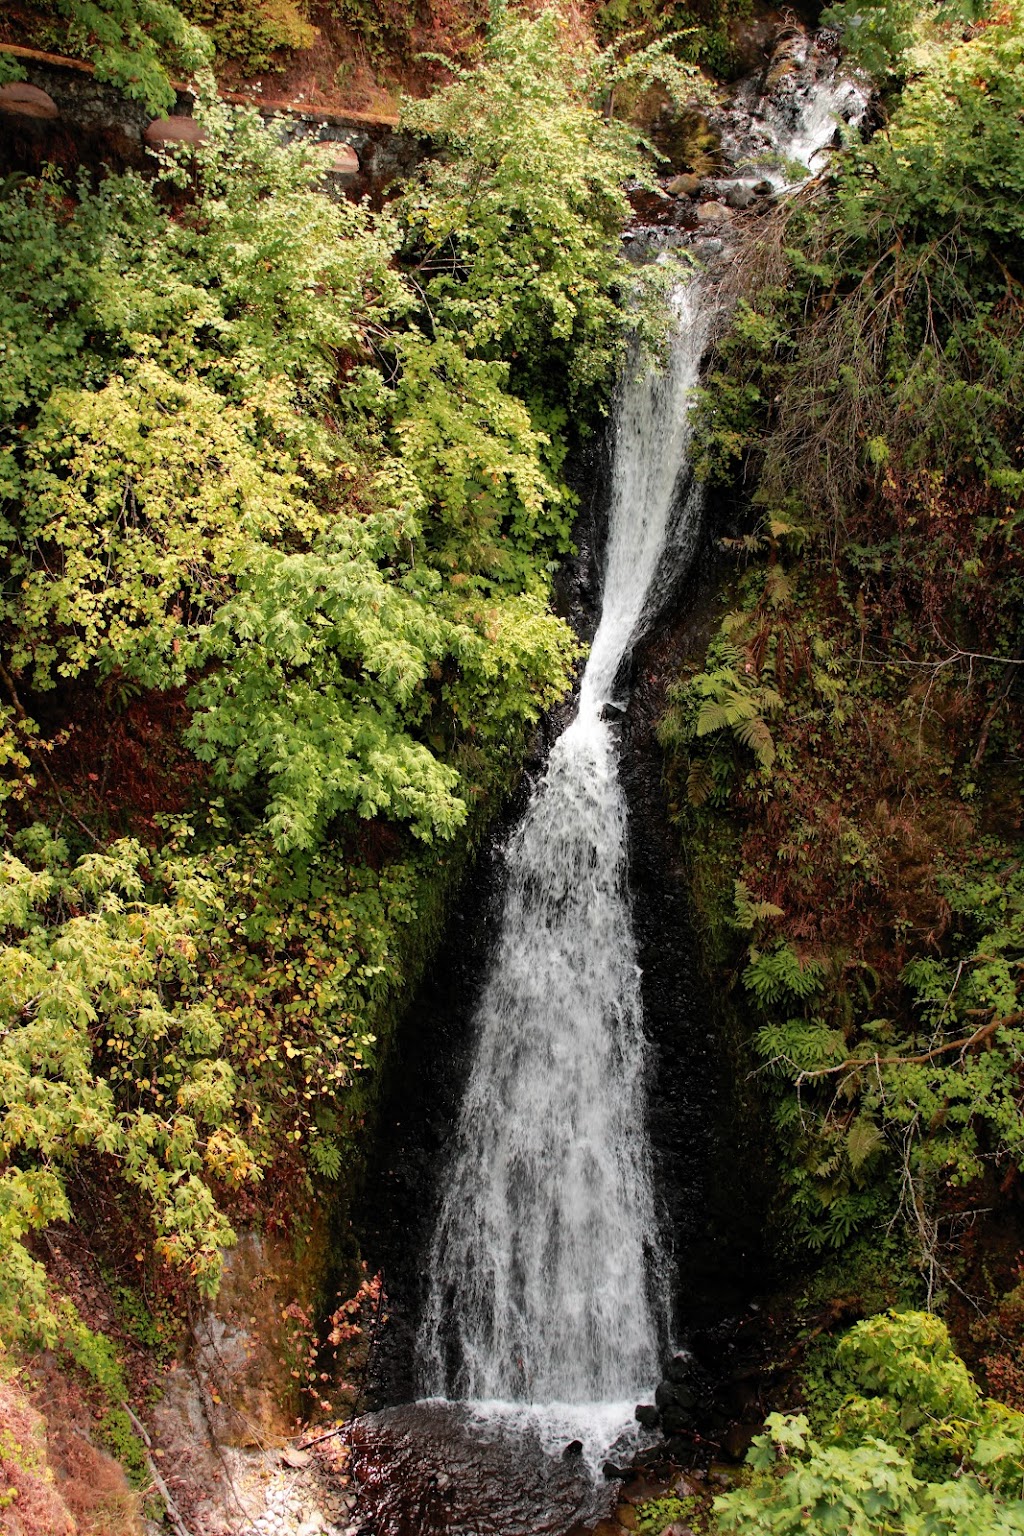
[694,0,1024,549]
[0,57,27,86]
[744,943,826,1009]
[328,0,419,62]
[594,0,753,78]
[636,1494,690,1534]
[175,825,430,1164]
[819,0,920,79]
[664,0,1024,1271]
[399,8,651,404]
[688,635,784,784]
[821,0,991,81]
[852,1,1024,259]
[179,0,315,72]
[28,0,210,111]
[0,834,257,1341]
[715,1312,1024,1535]
[746,851,1024,1254]
[0,85,582,853]
[52,1305,151,1485]
[0,2,687,1344]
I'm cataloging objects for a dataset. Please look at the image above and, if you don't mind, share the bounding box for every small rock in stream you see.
[634,1404,660,1429]
[673,1475,701,1498]
[665,172,702,197]
[724,183,757,210]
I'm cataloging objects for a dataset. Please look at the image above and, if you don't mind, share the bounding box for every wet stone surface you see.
[346,1404,619,1536]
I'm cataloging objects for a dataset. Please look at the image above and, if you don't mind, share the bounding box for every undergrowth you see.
[659,2,1024,1528]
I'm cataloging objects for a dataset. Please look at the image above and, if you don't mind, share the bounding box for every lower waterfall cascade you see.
[416,283,711,1463]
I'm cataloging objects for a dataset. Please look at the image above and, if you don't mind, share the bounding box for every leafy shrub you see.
[0,10,654,1323]
[25,0,210,111]
[179,0,315,72]
[636,1494,689,1533]
[399,7,655,404]
[0,834,256,1340]
[662,0,1024,1269]
[328,0,420,62]
[716,1312,1024,1535]
[0,88,581,853]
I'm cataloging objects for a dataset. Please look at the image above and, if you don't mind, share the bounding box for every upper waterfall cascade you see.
[416,51,867,1466]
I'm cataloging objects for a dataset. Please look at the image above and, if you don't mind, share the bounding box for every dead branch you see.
[122,1403,195,1536]
[797,1011,1024,1083]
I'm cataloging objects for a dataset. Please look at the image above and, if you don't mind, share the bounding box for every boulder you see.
[635,1403,660,1429]
[144,115,207,147]
[666,172,701,198]
[696,201,733,223]
[673,1475,701,1498]
[661,1405,696,1435]
[655,1380,680,1410]
[0,82,59,119]
[664,1353,696,1388]
[663,1435,695,1459]
[724,183,757,210]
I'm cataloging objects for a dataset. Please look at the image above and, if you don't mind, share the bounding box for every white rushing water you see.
[416,58,867,1473]
[417,285,710,1465]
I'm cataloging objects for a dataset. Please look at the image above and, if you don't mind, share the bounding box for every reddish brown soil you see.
[0,0,490,125]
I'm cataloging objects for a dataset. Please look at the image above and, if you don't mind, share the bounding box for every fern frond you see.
[686,758,714,806]
[733,714,776,768]
[846,1116,886,1174]
[695,700,733,736]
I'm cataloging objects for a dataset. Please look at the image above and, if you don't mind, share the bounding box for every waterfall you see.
[414,48,868,1472]
[417,285,710,1456]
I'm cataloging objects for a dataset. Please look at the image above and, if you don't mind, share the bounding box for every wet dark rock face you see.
[619,538,776,1341]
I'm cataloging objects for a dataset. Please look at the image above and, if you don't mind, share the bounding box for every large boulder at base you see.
[145,115,207,147]
[0,82,59,119]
